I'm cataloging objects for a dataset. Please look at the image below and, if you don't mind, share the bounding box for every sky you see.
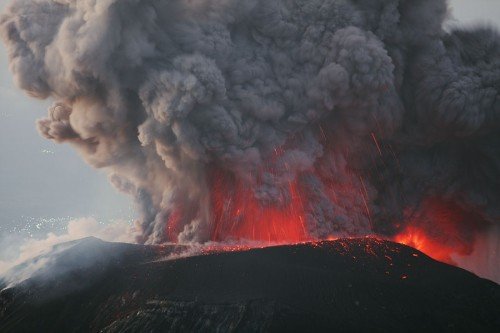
[0,0,499,238]
[0,0,133,237]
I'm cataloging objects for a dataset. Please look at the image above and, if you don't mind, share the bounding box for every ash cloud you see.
[1,0,499,245]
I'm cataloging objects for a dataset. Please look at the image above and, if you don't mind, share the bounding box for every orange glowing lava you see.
[206,161,486,266]
[393,198,485,264]
[394,226,458,263]
[209,167,310,243]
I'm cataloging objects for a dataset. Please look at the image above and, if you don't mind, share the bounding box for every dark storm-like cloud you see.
[1,0,499,244]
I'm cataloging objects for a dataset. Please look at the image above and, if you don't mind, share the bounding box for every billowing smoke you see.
[1,0,499,253]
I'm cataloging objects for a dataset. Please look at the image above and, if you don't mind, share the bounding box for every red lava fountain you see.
[209,167,310,243]
[394,227,458,264]
[393,198,486,264]
[205,165,488,271]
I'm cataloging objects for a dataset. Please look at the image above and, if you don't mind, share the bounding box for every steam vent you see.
[1,237,499,332]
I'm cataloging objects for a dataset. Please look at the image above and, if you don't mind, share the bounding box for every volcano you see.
[0,238,498,332]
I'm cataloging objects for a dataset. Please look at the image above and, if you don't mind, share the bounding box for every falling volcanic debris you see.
[1,0,499,263]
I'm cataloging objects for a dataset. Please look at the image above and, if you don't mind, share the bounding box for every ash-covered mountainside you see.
[1,238,499,332]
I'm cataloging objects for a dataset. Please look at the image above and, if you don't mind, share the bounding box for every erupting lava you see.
[394,227,459,264]
[206,173,487,269]
[209,167,310,243]
[393,198,486,264]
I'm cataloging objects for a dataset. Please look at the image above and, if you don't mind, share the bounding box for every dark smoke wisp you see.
[1,0,499,265]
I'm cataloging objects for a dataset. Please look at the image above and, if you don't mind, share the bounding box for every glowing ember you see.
[201,244,254,254]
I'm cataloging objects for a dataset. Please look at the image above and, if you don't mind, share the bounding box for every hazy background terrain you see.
[0,0,499,240]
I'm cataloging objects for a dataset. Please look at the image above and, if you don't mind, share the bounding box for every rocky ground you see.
[0,237,499,332]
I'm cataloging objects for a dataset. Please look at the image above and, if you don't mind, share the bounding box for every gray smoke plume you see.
[1,0,499,245]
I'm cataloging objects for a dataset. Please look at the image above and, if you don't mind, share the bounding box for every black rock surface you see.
[0,237,499,332]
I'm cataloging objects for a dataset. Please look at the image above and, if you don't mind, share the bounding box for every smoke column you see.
[1,0,499,271]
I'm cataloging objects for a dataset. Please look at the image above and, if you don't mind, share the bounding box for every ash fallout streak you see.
[1,0,499,264]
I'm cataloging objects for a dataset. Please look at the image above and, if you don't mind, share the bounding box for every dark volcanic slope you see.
[1,238,499,332]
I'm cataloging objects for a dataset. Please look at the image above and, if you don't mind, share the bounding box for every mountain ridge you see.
[1,237,499,332]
